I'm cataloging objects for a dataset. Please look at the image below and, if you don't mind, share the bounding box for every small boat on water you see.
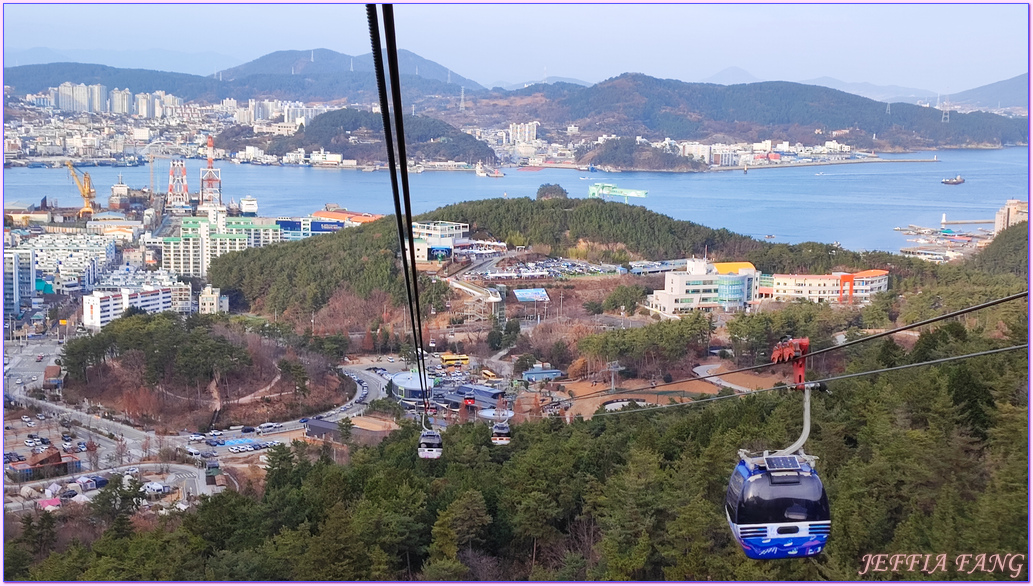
[765,234,776,239]
[942,175,965,185]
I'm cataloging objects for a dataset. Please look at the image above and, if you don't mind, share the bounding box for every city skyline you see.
[3,3,1029,94]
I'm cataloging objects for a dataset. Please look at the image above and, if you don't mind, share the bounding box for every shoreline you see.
[513,157,940,174]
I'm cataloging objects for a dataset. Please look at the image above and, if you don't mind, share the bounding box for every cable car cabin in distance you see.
[490,422,511,446]
[440,353,469,367]
[418,430,443,459]
[725,454,830,559]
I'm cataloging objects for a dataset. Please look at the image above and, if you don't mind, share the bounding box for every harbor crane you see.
[66,161,98,218]
[587,183,648,204]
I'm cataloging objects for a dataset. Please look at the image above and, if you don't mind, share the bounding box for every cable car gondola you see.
[418,429,443,459]
[726,338,831,559]
[490,422,511,446]
[725,450,830,559]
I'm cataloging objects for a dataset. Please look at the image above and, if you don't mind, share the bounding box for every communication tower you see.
[199,135,222,207]
[459,87,465,111]
[165,160,191,213]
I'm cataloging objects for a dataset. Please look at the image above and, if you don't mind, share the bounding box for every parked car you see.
[241,426,255,433]
[24,439,35,447]
[36,413,45,420]
[26,421,35,427]
[205,439,219,447]
[299,418,309,423]
[58,490,78,500]
[20,415,30,422]
[38,438,50,445]
[61,434,72,442]
[31,376,37,382]
[124,467,140,475]
[189,434,205,441]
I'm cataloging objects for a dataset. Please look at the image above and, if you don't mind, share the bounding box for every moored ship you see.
[942,175,965,185]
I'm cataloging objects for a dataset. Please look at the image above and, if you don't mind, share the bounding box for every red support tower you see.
[772,337,809,390]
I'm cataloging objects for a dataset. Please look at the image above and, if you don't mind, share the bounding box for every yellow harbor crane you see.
[66,161,99,218]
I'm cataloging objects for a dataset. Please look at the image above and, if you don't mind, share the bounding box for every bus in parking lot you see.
[440,353,469,367]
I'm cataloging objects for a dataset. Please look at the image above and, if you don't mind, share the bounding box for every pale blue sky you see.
[3,3,1028,92]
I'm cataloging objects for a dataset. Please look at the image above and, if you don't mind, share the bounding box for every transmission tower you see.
[941,95,950,123]
[459,87,465,111]
[165,160,190,211]
[886,103,891,115]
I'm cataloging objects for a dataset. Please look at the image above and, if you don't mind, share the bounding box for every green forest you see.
[8,221,1028,581]
[209,197,971,319]
[8,308,1027,580]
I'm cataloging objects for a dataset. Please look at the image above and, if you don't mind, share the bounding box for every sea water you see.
[3,147,1026,253]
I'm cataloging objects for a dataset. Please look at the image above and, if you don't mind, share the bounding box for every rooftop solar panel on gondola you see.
[764,456,801,471]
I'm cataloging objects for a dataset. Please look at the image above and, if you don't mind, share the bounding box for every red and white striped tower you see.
[166,159,190,207]
[199,134,222,206]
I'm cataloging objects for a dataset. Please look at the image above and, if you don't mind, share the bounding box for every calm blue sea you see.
[3,147,1027,253]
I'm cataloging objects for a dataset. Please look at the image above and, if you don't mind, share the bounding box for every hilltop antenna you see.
[942,94,950,123]
[350,57,354,72]
[447,69,451,83]
[459,86,465,111]
[416,65,419,76]
[311,50,314,62]
[886,103,890,115]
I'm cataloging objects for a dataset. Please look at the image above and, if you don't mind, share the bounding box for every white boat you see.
[240,195,258,216]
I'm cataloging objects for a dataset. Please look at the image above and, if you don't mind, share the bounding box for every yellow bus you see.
[481,369,501,381]
[440,353,470,367]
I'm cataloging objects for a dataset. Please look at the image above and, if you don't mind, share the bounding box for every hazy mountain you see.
[799,76,935,103]
[485,76,594,91]
[3,47,241,77]
[949,73,1028,109]
[702,67,761,85]
[471,73,1028,149]
[218,48,484,91]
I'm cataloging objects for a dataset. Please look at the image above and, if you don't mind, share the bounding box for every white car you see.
[125,467,140,475]
[62,442,72,450]
[189,434,205,441]
[24,439,35,447]
[14,378,21,384]
[26,421,36,428]
[228,446,239,453]
[20,416,30,422]
[36,413,45,420]
[209,430,223,437]
[31,376,37,382]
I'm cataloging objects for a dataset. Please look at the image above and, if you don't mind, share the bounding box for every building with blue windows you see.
[275,217,348,241]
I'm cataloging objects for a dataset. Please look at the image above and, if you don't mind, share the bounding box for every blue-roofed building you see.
[522,367,563,383]
[455,384,504,401]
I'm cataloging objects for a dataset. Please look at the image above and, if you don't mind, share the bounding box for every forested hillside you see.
[209,197,1014,319]
[255,108,497,164]
[9,313,1027,580]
